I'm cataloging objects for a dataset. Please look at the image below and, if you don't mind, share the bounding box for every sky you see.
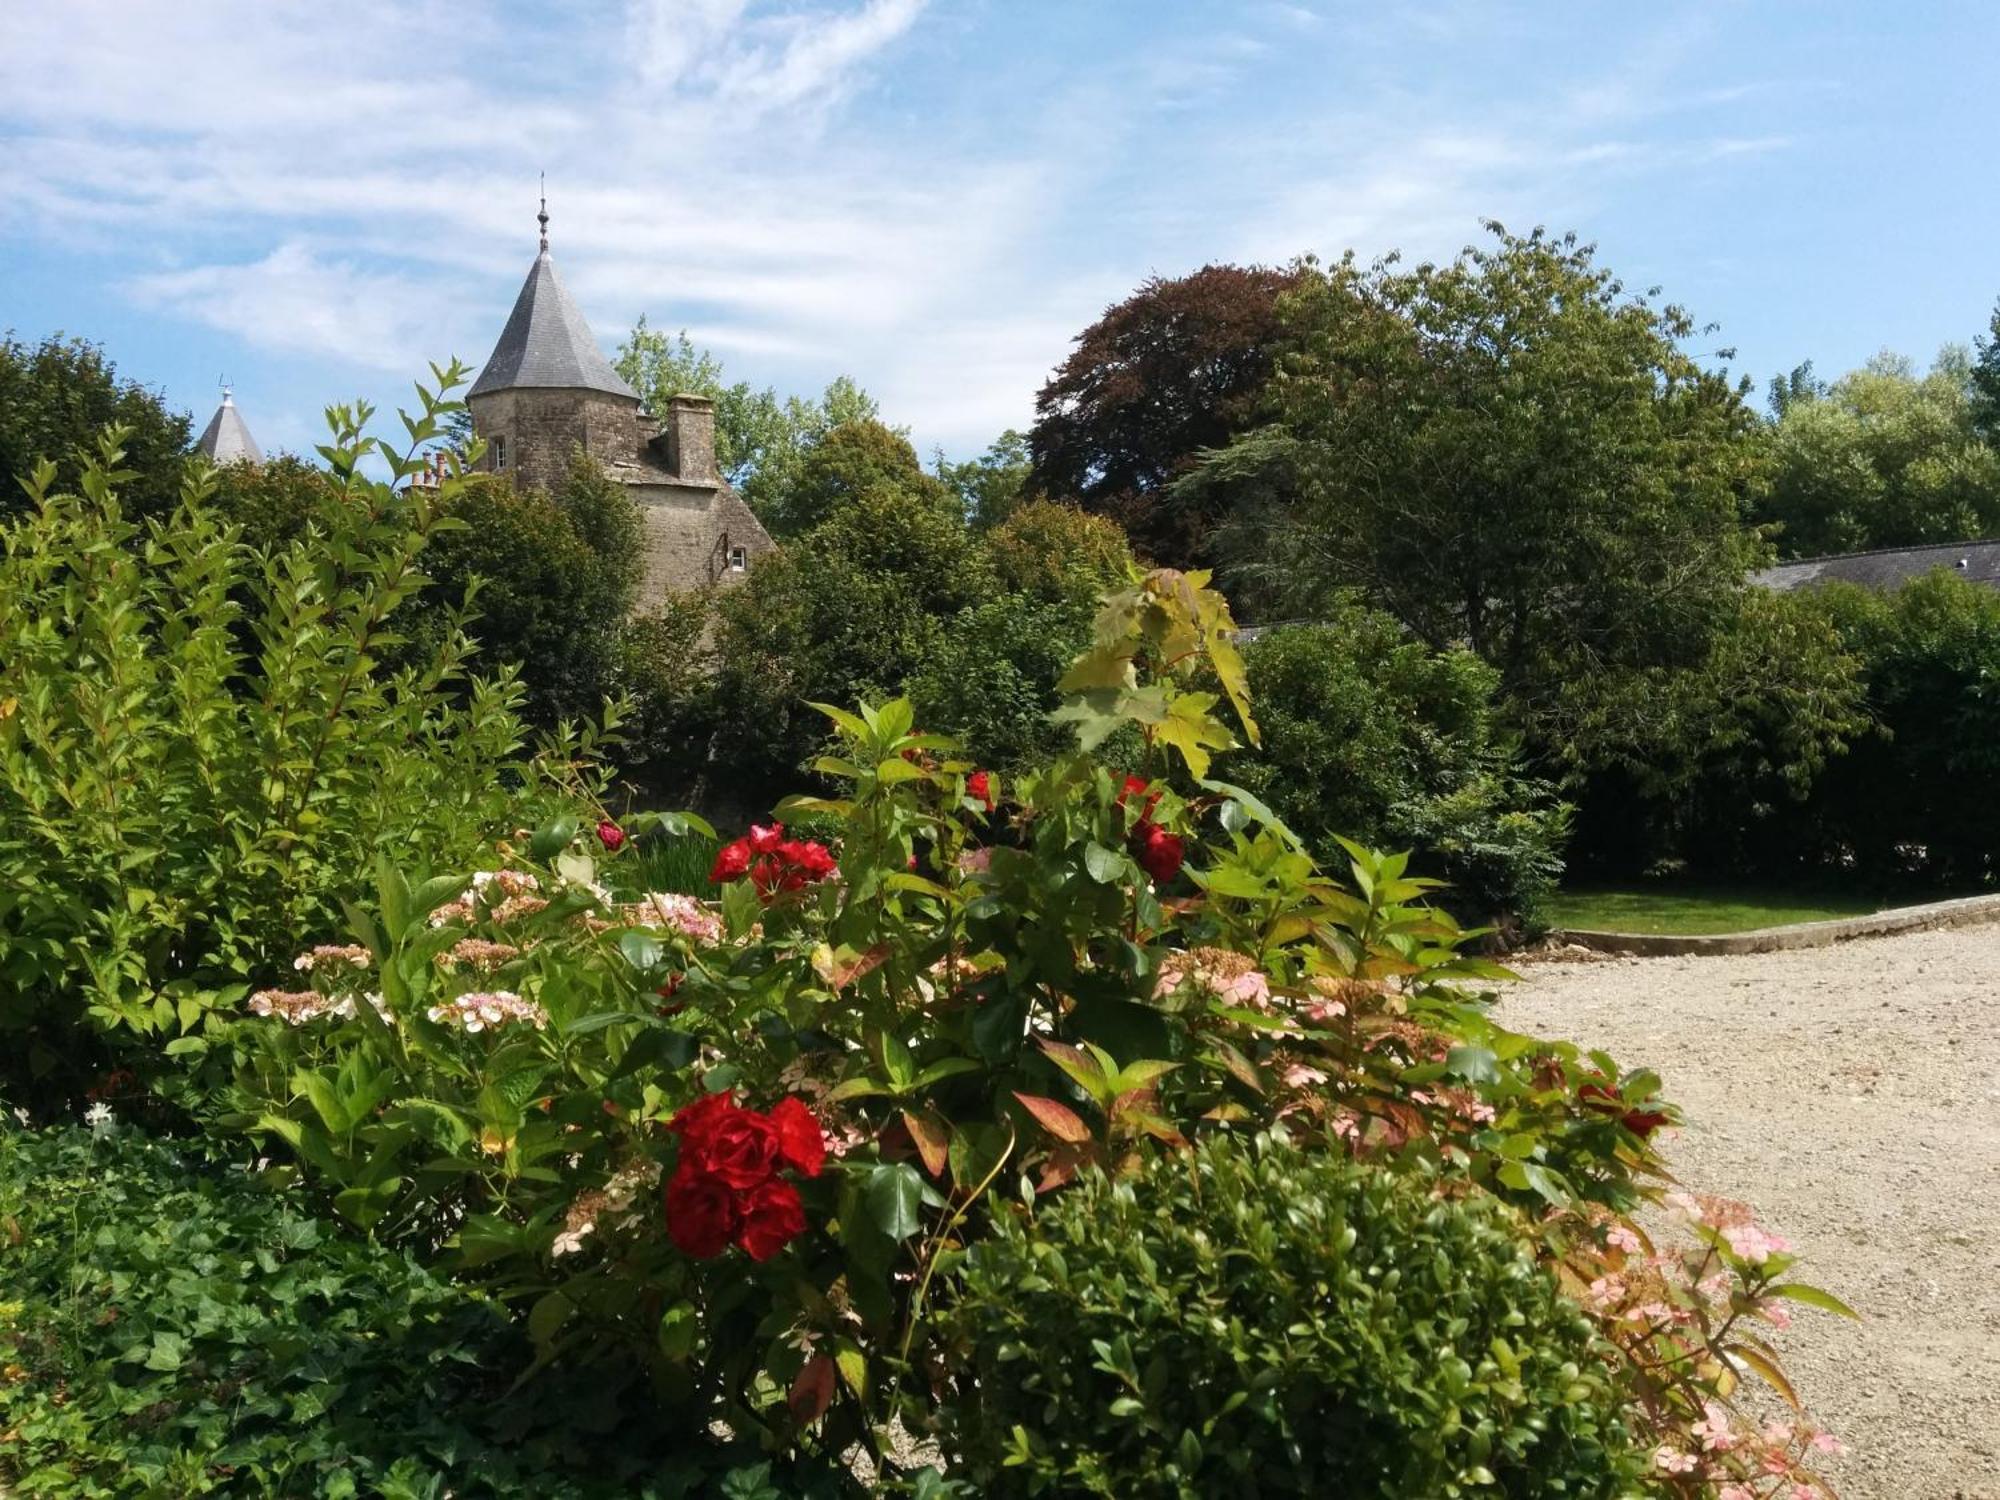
[2,1,1996,464]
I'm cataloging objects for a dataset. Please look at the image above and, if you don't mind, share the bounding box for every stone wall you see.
[468,387,640,497]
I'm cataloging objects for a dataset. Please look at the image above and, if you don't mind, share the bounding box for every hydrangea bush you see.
[233,563,1853,1494]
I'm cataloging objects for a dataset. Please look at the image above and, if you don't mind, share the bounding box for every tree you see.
[1196,227,1765,758]
[207,453,340,550]
[1215,610,1570,927]
[1755,349,2000,558]
[938,430,1033,528]
[403,455,644,725]
[1028,264,1299,565]
[615,320,882,527]
[708,487,995,792]
[0,333,192,521]
[1972,299,2000,443]
[773,419,956,537]
[982,499,1132,607]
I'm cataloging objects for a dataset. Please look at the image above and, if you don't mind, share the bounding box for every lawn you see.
[1545,885,1889,936]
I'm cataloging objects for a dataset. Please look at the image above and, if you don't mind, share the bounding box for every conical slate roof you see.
[469,243,637,402]
[195,391,263,465]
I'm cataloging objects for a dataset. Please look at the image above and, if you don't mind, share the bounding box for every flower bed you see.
[218,566,1850,1495]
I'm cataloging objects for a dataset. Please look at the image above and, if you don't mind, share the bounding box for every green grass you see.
[625,832,720,896]
[1545,885,1889,936]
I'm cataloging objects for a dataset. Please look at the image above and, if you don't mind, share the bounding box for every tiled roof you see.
[195,392,263,465]
[1753,539,2000,593]
[468,249,637,401]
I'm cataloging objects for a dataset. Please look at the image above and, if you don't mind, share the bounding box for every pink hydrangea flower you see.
[626,891,724,945]
[427,990,549,1033]
[1606,1224,1643,1254]
[1653,1446,1698,1474]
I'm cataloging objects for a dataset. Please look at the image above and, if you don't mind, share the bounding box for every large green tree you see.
[1195,227,1766,751]
[614,321,880,527]
[1028,264,1299,566]
[401,456,644,726]
[0,333,192,521]
[1756,348,2000,558]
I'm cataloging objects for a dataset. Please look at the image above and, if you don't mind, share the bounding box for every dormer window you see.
[728,545,748,573]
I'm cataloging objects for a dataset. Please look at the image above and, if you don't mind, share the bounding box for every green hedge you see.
[938,1133,1649,1498]
[0,1126,851,1498]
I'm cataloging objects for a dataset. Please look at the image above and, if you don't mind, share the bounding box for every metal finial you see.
[537,173,549,253]
[219,373,233,404]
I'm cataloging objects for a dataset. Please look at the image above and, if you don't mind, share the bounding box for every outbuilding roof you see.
[1753,539,2000,593]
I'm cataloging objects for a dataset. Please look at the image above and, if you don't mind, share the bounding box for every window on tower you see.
[728,545,748,573]
[492,436,508,472]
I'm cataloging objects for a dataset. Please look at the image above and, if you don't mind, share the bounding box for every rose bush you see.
[231,565,1851,1493]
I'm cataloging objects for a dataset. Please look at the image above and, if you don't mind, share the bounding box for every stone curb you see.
[1556,892,2000,957]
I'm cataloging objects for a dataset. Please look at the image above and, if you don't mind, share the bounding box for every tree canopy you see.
[1028,264,1299,566]
[1755,348,2000,558]
[1193,227,1766,753]
[0,333,192,521]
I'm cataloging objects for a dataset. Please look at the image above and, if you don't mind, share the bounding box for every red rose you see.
[668,1088,736,1141]
[747,822,786,856]
[1129,820,1184,883]
[665,1166,739,1258]
[673,1097,779,1189]
[967,770,995,810]
[596,820,626,851]
[1117,774,1163,820]
[768,1097,826,1178]
[735,1176,807,1261]
[710,838,751,884]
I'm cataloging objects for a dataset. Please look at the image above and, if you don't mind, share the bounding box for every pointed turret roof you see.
[195,390,263,465]
[469,197,637,402]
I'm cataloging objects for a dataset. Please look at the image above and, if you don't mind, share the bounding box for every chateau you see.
[465,202,775,603]
[194,202,774,608]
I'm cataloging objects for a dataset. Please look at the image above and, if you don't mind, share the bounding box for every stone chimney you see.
[664,394,718,484]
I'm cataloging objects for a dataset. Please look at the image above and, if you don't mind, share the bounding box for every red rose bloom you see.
[665,1166,739,1258]
[1116,774,1163,820]
[734,1176,808,1261]
[595,820,626,851]
[747,822,786,856]
[967,770,995,810]
[710,838,751,884]
[1129,820,1185,883]
[768,1097,826,1178]
[672,1094,779,1190]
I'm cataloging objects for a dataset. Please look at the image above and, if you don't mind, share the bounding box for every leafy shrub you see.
[225,564,1847,1493]
[907,593,1098,770]
[0,373,596,1109]
[0,1124,851,1498]
[939,1132,1650,1497]
[1219,613,1569,929]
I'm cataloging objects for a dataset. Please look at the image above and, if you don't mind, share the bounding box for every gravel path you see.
[1499,928,2000,1500]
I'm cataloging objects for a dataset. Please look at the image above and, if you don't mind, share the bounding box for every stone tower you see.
[466,198,775,606]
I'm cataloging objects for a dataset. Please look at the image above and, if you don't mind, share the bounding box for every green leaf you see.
[529,1290,575,1355]
[1445,1045,1500,1085]
[1765,1282,1861,1320]
[1012,1092,1092,1143]
[529,815,579,861]
[1082,842,1127,884]
[864,1162,925,1242]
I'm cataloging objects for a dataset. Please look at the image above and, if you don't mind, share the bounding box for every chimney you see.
[664,394,718,484]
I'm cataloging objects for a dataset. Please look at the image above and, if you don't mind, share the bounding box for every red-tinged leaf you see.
[1206,1040,1265,1094]
[902,1108,950,1177]
[1013,1091,1092,1143]
[1725,1342,1801,1409]
[788,1355,837,1425]
[827,943,892,990]
[1035,1139,1096,1193]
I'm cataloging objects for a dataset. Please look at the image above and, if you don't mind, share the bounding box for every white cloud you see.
[0,0,1794,453]
[123,242,480,374]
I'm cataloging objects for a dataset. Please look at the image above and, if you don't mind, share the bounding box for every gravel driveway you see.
[1499,927,2000,1500]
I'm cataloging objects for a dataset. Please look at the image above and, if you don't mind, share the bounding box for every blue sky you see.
[2,1,1995,463]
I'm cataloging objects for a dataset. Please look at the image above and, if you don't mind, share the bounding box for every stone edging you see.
[1556,892,2000,957]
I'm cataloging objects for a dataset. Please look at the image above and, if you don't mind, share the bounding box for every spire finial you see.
[537,173,549,253]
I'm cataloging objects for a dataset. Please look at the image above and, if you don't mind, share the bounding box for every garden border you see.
[1556,892,2000,956]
